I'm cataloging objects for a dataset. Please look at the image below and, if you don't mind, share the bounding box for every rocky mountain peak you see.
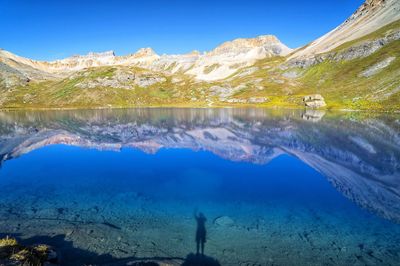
[366,0,386,7]
[132,47,157,58]
[290,0,399,59]
[349,0,388,21]
[208,35,291,57]
[71,50,116,59]
[212,35,280,52]
[188,50,201,56]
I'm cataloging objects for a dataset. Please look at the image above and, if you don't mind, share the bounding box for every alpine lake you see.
[0,108,399,266]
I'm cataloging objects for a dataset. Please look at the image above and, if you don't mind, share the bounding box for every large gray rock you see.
[303,94,327,108]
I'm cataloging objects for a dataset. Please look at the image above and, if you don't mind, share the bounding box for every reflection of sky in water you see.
[1,145,350,207]
[0,109,399,265]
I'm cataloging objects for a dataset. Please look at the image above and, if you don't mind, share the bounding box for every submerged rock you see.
[214,216,235,227]
[303,94,327,108]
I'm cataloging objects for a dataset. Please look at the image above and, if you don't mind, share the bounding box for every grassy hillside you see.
[0,20,399,111]
[299,41,400,111]
[296,20,400,111]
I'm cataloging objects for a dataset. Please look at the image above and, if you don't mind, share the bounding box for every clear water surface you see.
[0,108,399,265]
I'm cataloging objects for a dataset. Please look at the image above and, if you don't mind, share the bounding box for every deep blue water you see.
[0,108,399,265]
[1,145,351,208]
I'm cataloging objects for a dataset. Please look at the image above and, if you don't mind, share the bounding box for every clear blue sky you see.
[0,0,364,61]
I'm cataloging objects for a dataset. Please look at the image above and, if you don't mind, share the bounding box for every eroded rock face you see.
[303,94,327,108]
[208,85,241,101]
[0,34,292,82]
[134,76,167,88]
[287,29,400,69]
[361,56,396,77]
[74,69,167,89]
[289,0,400,60]
[0,63,27,88]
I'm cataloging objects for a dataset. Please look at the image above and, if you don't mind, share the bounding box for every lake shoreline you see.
[0,105,399,114]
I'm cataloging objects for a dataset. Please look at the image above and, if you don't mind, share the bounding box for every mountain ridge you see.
[290,0,400,59]
[0,34,291,81]
[0,0,399,111]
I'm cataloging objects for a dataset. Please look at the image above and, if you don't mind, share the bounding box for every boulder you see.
[214,216,235,227]
[303,94,326,108]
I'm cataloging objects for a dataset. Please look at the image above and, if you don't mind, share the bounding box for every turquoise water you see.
[0,108,399,265]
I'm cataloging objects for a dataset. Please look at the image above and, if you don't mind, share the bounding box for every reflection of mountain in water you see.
[0,108,399,223]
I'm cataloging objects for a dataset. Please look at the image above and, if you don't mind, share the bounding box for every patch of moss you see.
[0,236,18,247]
[0,236,54,266]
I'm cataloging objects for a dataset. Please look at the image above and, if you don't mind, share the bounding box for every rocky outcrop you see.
[303,94,326,108]
[287,29,400,68]
[74,68,167,89]
[0,62,29,88]
[360,56,396,77]
[180,35,291,81]
[290,0,400,60]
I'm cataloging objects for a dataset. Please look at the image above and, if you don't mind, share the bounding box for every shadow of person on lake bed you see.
[182,210,221,266]
[1,215,222,266]
[194,210,207,256]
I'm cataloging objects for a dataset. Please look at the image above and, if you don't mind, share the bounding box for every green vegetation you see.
[1,20,399,111]
[0,236,54,265]
[298,40,400,111]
